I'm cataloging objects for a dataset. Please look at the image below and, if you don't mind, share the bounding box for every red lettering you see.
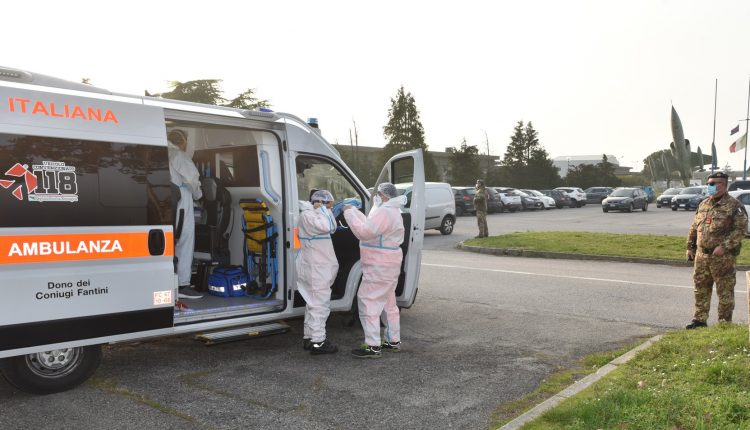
[64,104,70,117]
[32,101,49,116]
[87,108,101,122]
[70,106,85,119]
[8,97,13,112]
[103,110,118,124]
[49,103,64,118]
[17,98,31,113]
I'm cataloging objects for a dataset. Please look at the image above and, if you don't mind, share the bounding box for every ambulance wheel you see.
[0,345,102,395]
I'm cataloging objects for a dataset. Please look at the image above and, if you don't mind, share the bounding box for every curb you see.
[455,242,750,271]
[497,334,664,430]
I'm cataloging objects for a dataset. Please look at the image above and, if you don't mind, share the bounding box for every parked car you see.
[555,187,587,207]
[671,186,708,211]
[493,187,523,212]
[452,186,476,216]
[396,182,455,235]
[516,190,545,210]
[584,187,613,204]
[602,187,649,212]
[729,190,750,236]
[728,180,750,191]
[655,187,683,208]
[540,189,571,208]
[485,187,504,214]
[522,189,556,209]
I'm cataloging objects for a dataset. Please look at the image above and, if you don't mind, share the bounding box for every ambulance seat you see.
[194,177,232,290]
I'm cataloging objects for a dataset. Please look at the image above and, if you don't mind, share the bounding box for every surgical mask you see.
[373,195,382,206]
[707,184,717,196]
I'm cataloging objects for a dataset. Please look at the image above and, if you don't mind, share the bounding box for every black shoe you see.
[685,320,707,329]
[351,344,382,359]
[310,339,338,355]
[178,285,203,300]
[303,338,312,351]
[381,341,401,352]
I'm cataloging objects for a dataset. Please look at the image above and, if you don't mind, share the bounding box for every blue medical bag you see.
[207,266,248,297]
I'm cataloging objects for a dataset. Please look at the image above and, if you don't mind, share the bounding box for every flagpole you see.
[744,76,750,180]
[712,78,717,173]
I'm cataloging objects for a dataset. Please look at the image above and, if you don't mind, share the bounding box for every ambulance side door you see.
[373,149,425,308]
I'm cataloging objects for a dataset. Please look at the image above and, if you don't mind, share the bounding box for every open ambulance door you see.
[373,149,425,308]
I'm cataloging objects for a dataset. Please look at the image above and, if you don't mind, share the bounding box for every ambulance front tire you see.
[0,345,102,395]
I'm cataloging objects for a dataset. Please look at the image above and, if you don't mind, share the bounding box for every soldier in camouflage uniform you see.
[474,179,488,238]
[685,171,747,329]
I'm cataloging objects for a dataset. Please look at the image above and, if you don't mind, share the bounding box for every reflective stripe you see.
[298,235,332,241]
[361,242,400,251]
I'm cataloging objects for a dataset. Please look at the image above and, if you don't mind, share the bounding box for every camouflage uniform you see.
[474,184,488,238]
[686,193,747,323]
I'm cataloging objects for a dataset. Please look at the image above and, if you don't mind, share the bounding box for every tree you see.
[152,79,270,110]
[381,86,439,181]
[596,154,622,187]
[447,138,480,185]
[497,121,561,188]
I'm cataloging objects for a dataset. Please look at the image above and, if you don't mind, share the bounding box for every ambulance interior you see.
[168,122,288,323]
[167,121,367,324]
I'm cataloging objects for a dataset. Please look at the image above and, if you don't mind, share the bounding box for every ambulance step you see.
[195,322,290,345]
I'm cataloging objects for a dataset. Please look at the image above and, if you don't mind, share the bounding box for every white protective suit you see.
[168,144,203,287]
[296,201,339,343]
[343,195,406,347]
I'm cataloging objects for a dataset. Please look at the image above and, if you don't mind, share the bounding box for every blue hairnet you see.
[377,182,398,198]
[310,190,334,203]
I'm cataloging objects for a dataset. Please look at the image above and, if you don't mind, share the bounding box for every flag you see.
[731,124,740,135]
[729,133,747,153]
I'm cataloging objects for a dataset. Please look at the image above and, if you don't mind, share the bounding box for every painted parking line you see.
[421,262,749,294]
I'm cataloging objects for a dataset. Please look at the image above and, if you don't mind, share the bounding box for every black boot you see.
[685,319,707,329]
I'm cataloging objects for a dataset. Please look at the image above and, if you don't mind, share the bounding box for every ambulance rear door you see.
[373,149,425,308]
[0,83,176,357]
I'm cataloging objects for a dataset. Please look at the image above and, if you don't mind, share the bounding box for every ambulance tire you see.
[0,345,102,395]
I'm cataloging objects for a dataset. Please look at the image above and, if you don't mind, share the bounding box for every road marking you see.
[421,262,749,294]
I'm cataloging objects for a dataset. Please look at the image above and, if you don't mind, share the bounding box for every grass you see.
[465,232,750,265]
[521,324,750,430]
[489,342,643,429]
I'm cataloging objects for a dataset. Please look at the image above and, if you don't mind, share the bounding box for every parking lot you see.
[1,204,742,430]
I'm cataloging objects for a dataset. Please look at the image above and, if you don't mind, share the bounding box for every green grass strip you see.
[521,324,750,429]
[465,232,750,265]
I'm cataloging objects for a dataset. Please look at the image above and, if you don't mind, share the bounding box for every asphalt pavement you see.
[1,205,744,430]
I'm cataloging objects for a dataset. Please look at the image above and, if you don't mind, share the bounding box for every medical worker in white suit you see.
[167,129,203,300]
[343,182,405,358]
[297,190,339,355]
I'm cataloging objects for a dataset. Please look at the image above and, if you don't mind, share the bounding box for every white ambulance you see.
[0,66,425,394]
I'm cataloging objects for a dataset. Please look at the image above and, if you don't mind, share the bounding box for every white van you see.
[395,182,455,235]
[0,66,426,394]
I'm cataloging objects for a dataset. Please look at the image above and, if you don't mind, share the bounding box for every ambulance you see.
[0,66,425,394]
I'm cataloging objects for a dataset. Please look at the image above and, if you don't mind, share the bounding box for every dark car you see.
[602,187,649,212]
[655,187,683,208]
[452,186,476,216]
[639,186,656,202]
[584,187,613,204]
[485,187,504,214]
[728,180,750,191]
[516,189,545,210]
[540,189,571,208]
[671,186,708,211]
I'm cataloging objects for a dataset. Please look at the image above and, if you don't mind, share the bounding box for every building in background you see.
[552,155,631,177]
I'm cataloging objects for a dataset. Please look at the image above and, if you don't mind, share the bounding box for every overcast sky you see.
[5,0,750,172]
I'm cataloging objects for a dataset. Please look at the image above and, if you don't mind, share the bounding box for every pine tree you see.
[447,138,480,185]
[499,120,561,188]
[153,79,270,110]
[381,86,439,181]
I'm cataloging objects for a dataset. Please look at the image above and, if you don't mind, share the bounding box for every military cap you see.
[707,171,729,180]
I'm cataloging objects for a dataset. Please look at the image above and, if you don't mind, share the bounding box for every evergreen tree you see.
[381,86,439,181]
[153,79,270,110]
[596,154,622,187]
[499,120,561,188]
[447,138,480,185]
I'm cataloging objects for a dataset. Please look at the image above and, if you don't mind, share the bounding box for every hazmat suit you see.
[344,183,406,353]
[167,130,203,289]
[297,190,339,353]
